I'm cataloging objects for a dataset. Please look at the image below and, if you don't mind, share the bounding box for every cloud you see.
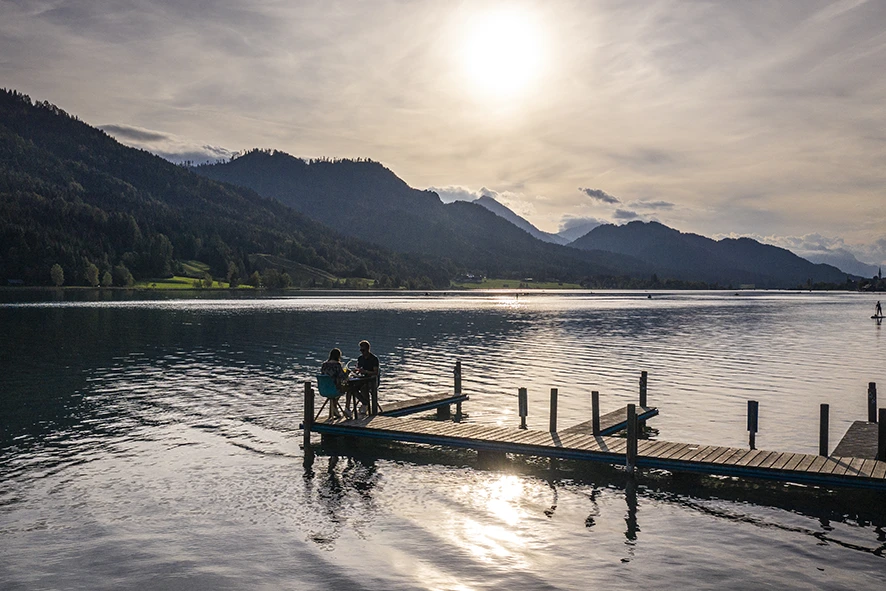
[3,1,886,248]
[723,231,886,269]
[427,185,538,220]
[613,209,640,220]
[560,215,605,232]
[579,187,621,204]
[427,185,481,204]
[100,124,234,164]
[101,124,169,143]
[630,199,674,210]
[557,215,605,242]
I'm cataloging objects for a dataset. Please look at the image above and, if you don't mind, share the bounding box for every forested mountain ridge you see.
[570,221,850,288]
[0,89,451,287]
[195,150,649,282]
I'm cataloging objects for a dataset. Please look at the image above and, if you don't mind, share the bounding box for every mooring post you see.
[626,403,638,473]
[550,388,558,433]
[819,403,829,457]
[748,400,759,450]
[303,381,314,459]
[454,360,463,418]
[591,390,600,435]
[639,371,648,408]
[879,408,886,461]
[518,387,528,429]
[869,382,877,423]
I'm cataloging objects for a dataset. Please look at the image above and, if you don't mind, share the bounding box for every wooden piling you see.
[869,382,878,423]
[303,381,314,455]
[819,403,829,457]
[550,388,558,433]
[879,409,886,461]
[626,403,638,473]
[639,371,648,408]
[748,400,759,450]
[454,361,463,418]
[591,390,600,435]
[518,387,528,429]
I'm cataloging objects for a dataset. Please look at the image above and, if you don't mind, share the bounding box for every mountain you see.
[194,150,650,282]
[802,250,879,278]
[557,220,603,244]
[570,221,851,288]
[472,196,569,245]
[0,90,446,287]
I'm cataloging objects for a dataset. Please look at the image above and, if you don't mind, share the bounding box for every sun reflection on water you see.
[451,475,532,565]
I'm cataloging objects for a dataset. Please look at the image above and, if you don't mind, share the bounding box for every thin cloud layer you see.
[2,0,885,263]
[101,124,234,164]
[580,188,621,205]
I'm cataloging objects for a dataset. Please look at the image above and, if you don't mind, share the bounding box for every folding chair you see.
[314,374,346,421]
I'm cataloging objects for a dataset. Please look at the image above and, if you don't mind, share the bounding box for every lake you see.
[1,289,884,590]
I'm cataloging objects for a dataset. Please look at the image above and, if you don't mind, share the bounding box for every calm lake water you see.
[1,290,885,590]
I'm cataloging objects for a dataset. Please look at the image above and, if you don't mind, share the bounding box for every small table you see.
[346,374,378,416]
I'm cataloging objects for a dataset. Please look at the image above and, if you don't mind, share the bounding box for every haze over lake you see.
[2,290,884,589]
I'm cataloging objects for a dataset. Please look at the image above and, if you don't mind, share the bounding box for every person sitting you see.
[320,348,349,419]
[353,340,380,415]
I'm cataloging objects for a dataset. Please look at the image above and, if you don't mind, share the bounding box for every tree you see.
[112,263,134,287]
[50,263,64,286]
[226,261,240,288]
[248,271,262,288]
[101,271,113,287]
[202,272,213,288]
[261,268,282,289]
[84,262,100,287]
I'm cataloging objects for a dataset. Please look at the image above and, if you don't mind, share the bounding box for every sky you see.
[2,0,886,269]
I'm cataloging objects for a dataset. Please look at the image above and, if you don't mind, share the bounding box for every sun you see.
[459,8,544,101]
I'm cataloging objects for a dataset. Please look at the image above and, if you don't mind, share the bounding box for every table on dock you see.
[310,415,886,491]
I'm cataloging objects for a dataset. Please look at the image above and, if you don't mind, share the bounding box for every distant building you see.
[739,284,755,290]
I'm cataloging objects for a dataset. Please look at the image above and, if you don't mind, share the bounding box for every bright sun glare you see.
[460,8,544,101]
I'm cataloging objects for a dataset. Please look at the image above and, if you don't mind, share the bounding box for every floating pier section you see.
[302,367,886,491]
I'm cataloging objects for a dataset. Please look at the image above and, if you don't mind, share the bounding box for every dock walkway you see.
[563,405,659,436]
[379,393,468,418]
[311,415,886,491]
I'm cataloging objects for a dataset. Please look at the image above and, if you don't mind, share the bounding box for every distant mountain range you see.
[470,196,601,245]
[0,88,863,289]
[471,196,569,245]
[194,150,647,283]
[802,250,879,279]
[570,221,850,287]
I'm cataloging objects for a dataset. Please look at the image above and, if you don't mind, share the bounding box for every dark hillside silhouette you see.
[570,221,849,288]
[195,150,649,281]
[0,90,446,287]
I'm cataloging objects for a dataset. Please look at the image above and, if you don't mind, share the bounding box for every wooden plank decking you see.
[379,393,469,417]
[562,405,659,436]
[310,415,886,491]
[832,421,879,459]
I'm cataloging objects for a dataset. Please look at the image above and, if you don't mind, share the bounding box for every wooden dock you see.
[563,405,659,436]
[379,393,469,418]
[832,421,880,459]
[310,415,886,491]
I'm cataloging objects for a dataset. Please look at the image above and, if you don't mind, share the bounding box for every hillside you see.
[0,90,448,287]
[570,221,851,288]
[472,196,568,245]
[195,150,648,282]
